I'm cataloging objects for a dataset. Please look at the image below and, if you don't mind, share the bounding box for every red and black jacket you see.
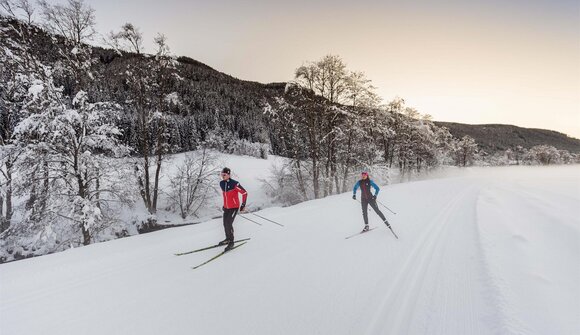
[220,178,248,209]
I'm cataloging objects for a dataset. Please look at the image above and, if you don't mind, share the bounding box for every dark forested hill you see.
[2,16,577,158]
[435,122,580,153]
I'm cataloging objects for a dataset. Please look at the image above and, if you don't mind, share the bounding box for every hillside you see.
[436,122,580,153]
[1,165,578,335]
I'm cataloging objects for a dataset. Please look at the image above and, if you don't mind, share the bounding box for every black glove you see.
[372,195,377,200]
[222,206,225,212]
[240,203,246,212]
[352,195,356,200]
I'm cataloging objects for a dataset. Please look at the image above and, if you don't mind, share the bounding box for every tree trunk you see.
[5,161,12,226]
[1,159,14,231]
[294,159,307,200]
[152,121,165,213]
[82,223,91,245]
[312,157,320,199]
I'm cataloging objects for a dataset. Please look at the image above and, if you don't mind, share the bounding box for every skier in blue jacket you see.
[353,172,390,231]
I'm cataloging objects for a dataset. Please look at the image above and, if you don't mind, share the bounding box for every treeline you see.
[483,145,578,166]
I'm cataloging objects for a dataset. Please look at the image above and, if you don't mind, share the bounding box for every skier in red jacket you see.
[219,167,248,250]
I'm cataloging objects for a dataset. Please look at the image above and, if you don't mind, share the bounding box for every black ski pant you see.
[223,208,239,241]
[361,198,387,225]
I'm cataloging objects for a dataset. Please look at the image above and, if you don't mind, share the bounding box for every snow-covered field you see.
[1,165,579,335]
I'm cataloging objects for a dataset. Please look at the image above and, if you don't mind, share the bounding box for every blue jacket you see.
[353,179,380,200]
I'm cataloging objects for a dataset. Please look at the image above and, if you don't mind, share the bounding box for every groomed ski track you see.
[1,166,578,335]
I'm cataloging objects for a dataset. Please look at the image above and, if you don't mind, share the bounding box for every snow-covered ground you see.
[1,165,579,335]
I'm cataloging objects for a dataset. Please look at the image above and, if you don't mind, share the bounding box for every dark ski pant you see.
[223,208,239,241]
[361,198,386,225]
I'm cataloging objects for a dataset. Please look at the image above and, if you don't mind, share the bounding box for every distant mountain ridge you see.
[435,122,580,153]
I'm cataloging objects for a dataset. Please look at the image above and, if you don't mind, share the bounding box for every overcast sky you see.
[79,0,579,137]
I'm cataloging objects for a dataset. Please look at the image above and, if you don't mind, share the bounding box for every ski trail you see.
[474,182,580,335]
[365,183,497,335]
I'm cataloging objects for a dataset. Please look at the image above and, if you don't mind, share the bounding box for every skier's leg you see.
[228,209,238,241]
[361,199,369,226]
[369,199,387,222]
[222,210,229,240]
[223,208,236,242]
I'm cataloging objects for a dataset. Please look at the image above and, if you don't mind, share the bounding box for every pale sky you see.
[78,0,579,138]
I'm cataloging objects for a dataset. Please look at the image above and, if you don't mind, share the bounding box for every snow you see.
[1,165,579,335]
[27,80,44,100]
[164,92,180,105]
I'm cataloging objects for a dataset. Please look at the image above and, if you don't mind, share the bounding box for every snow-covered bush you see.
[204,130,269,159]
[523,145,561,165]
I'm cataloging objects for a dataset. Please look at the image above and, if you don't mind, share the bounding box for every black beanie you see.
[221,167,231,174]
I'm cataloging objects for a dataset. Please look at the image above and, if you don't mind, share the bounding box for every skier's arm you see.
[236,183,248,208]
[352,182,360,195]
[370,180,380,197]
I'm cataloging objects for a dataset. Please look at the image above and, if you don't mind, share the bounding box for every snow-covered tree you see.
[525,145,560,165]
[1,15,133,257]
[14,84,132,246]
[0,15,39,232]
[453,135,478,167]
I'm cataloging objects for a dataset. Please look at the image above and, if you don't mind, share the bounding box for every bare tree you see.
[38,0,95,45]
[0,0,35,23]
[295,54,351,104]
[107,22,143,54]
[319,54,348,104]
[345,71,381,108]
[294,63,318,91]
[166,149,218,219]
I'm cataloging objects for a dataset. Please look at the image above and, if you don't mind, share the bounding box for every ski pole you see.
[385,221,399,239]
[239,214,263,226]
[377,200,397,215]
[250,212,285,227]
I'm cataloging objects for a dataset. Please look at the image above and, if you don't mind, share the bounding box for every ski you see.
[345,227,378,239]
[192,241,248,270]
[175,238,251,256]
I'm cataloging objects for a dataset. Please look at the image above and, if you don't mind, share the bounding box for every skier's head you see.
[361,171,369,180]
[221,167,231,180]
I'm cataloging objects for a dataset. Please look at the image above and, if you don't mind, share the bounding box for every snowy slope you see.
[1,166,579,335]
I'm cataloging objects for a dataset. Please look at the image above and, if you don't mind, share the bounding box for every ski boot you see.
[362,225,370,232]
[224,241,235,251]
[218,239,231,246]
